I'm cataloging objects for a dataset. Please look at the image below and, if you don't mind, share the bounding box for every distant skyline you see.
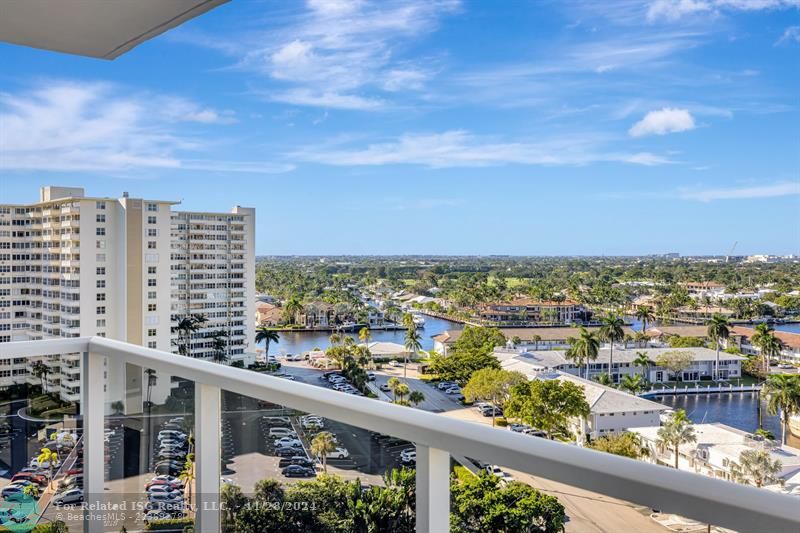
[1,1,798,255]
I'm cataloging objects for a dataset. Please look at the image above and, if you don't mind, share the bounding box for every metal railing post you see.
[82,351,105,533]
[195,383,221,532]
[415,445,449,533]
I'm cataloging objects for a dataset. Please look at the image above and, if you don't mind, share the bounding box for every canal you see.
[262,314,463,356]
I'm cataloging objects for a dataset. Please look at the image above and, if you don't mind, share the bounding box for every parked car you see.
[481,406,503,417]
[437,382,456,390]
[275,446,303,457]
[400,448,416,464]
[366,372,376,381]
[379,384,391,392]
[301,418,324,429]
[278,456,315,468]
[326,448,350,459]
[268,427,296,438]
[147,486,182,498]
[445,386,461,394]
[281,464,316,478]
[144,510,175,523]
[148,492,184,503]
[11,473,47,487]
[274,437,302,448]
[53,488,84,506]
[1,486,23,500]
[158,430,186,441]
[263,416,292,426]
[388,360,401,367]
[58,475,83,490]
[150,475,183,486]
[485,465,513,483]
[145,479,182,491]
[29,457,61,469]
[509,423,530,433]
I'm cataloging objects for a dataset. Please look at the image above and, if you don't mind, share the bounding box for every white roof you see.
[545,373,669,414]
[361,342,408,355]
[0,0,228,59]
[494,346,744,370]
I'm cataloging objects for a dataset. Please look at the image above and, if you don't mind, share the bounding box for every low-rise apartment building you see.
[476,298,588,326]
[730,326,800,363]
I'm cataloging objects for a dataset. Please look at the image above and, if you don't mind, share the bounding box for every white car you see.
[485,465,513,482]
[148,493,184,503]
[144,510,175,523]
[150,475,183,487]
[286,354,304,361]
[400,449,416,464]
[445,387,461,394]
[158,430,186,440]
[274,437,302,448]
[147,486,182,498]
[53,488,83,506]
[388,360,401,367]
[268,427,296,438]
[301,418,324,429]
[326,447,349,459]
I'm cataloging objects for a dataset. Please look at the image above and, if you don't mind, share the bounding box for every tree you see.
[179,456,195,505]
[429,350,501,385]
[752,324,785,372]
[463,368,527,427]
[172,313,207,357]
[403,325,422,378]
[633,352,651,382]
[764,374,800,444]
[211,331,229,364]
[619,374,645,394]
[657,409,696,469]
[707,314,730,380]
[450,472,566,533]
[564,327,599,379]
[730,449,782,488]
[284,295,304,325]
[599,313,625,380]
[255,327,280,356]
[311,432,337,473]
[531,334,542,351]
[31,360,49,393]
[387,377,401,402]
[594,373,613,386]
[394,383,410,405]
[655,350,695,382]
[110,400,124,415]
[408,390,425,407]
[636,306,655,333]
[37,448,59,488]
[505,379,590,440]
[358,327,372,348]
[588,432,647,459]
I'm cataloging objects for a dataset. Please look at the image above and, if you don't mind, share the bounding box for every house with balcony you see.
[730,326,800,363]
[476,298,589,326]
[495,346,745,383]
[632,423,800,485]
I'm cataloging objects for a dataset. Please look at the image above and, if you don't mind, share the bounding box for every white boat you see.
[412,315,426,328]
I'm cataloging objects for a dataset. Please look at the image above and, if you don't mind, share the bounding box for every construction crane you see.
[725,241,738,263]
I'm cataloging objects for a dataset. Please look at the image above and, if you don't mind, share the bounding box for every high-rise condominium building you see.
[0,186,255,408]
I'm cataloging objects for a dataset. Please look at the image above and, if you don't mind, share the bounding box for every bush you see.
[495,418,509,427]
[144,518,194,531]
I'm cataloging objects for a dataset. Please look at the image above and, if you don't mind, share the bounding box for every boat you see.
[412,315,425,328]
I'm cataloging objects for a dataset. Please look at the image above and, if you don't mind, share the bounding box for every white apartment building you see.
[0,186,255,410]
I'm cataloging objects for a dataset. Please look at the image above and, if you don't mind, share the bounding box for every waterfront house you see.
[476,298,588,326]
[359,341,410,361]
[682,281,726,297]
[513,372,668,440]
[495,346,745,383]
[632,423,800,485]
[256,302,284,327]
[432,325,639,355]
[730,326,800,363]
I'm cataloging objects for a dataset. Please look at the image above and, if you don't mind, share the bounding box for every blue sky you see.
[1,0,798,255]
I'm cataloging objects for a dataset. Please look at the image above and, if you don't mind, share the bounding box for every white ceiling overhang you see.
[0,0,229,59]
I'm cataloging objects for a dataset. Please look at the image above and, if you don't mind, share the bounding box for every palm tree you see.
[255,327,280,357]
[310,432,336,473]
[172,314,207,357]
[394,383,410,404]
[31,360,49,393]
[111,400,124,415]
[565,327,600,379]
[594,373,614,386]
[387,377,401,402]
[620,374,644,395]
[180,457,195,505]
[329,333,342,346]
[761,334,785,371]
[657,409,697,469]
[636,306,655,333]
[403,325,422,379]
[531,334,542,351]
[634,331,649,348]
[408,390,425,407]
[402,313,415,329]
[284,295,304,325]
[764,374,800,444]
[730,449,782,488]
[358,327,372,347]
[633,352,651,382]
[707,314,731,381]
[599,313,625,381]
[211,331,229,364]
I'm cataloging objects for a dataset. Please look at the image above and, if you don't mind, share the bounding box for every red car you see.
[66,468,83,476]
[144,479,181,491]
[11,473,48,487]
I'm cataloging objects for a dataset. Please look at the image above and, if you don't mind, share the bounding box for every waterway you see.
[263,314,463,356]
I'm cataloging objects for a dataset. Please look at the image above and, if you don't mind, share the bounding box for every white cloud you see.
[290,130,672,167]
[0,82,290,174]
[217,0,459,110]
[647,0,800,22]
[776,25,800,44]
[680,182,800,201]
[629,108,696,137]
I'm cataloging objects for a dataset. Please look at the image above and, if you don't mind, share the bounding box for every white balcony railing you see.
[1,336,798,533]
